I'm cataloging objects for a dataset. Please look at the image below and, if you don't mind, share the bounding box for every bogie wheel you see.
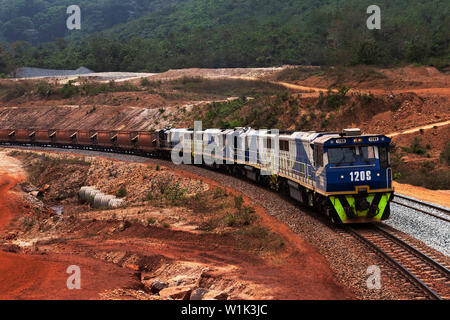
[326,208,342,225]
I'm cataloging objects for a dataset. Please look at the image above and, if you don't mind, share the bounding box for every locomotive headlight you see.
[340,175,344,179]
[377,173,380,177]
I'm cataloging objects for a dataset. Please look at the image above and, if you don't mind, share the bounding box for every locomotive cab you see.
[313,130,394,223]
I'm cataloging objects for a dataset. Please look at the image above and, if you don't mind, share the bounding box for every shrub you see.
[440,142,450,165]
[117,187,127,198]
[21,216,37,231]
[37,81,55,97]
[408,137,427,155]
[57,80,79,98]
[234,195,244,211]
[144,192,154,201]
[213,187,227,199]
[163,183,186,206]
[1,81,31,101]
[391,155,449,190]
[224,206,256,227]
[357,92,374,106]
[325,86,349,110]
[199,217,220,232]
[189,192,210,213]
[140,77,151,86]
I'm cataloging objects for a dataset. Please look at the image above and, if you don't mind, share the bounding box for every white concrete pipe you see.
[79,186,94,199]
[86,189,102,203]
[100,195,115,208]
[78,187,125,209]
[109,199,125,208]
[93,193,106,208]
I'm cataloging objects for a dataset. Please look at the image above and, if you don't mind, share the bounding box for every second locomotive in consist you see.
[0,127,394,224]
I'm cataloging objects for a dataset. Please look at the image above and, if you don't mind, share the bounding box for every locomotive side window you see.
[314,146,324,167]
[280,140,289,151]
[379,147,389,169]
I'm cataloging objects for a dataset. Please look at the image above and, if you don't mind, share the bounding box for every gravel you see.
[15,67,94,78]
[14,67,156,81]
[386,200,450,256]
[1,145,433,300]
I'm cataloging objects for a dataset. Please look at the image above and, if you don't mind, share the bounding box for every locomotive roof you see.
[313,133,391,146]
[160,128,389,144]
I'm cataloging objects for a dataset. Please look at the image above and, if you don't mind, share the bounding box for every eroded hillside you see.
[0,65,449,190]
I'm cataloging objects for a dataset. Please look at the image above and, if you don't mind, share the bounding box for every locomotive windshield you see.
[360,146,376,162]
[328,146,377,165]
[328,147,357,164]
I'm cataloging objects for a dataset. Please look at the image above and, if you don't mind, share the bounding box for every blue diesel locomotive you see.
[160,127,394,224]
[277,128,393,224]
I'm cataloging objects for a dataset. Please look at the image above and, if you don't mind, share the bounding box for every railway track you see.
[2,143,449,300]
[346,224,450,300]
[393,193,450,223]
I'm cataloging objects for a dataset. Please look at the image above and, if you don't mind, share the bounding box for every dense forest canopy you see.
[0,0,184,43]
[0,0,448,74]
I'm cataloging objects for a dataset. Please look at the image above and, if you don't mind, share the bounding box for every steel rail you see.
[392,200,450,223]
[394,193,450,216]
[346,225,446,300]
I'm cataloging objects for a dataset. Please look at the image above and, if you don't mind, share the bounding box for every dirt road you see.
[387,120,450,138]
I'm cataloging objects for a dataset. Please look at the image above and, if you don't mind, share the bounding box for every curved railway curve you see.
[1,143,449,300]
[345,225,450,300]
[392,194,450,223]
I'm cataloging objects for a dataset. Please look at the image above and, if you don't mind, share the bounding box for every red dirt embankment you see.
[0,175,66,299]
[0,173,137,300]
[1,150,355,300]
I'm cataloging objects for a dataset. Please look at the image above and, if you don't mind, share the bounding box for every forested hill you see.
[0,0,449,74]
[0,0,184,43]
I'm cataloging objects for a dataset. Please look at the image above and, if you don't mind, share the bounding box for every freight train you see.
[0,127,394,224]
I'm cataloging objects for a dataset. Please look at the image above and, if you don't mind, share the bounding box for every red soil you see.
[0,176,17,230]
[148,162,353,299]
[0,175,138,300]
[0,151,354,300]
